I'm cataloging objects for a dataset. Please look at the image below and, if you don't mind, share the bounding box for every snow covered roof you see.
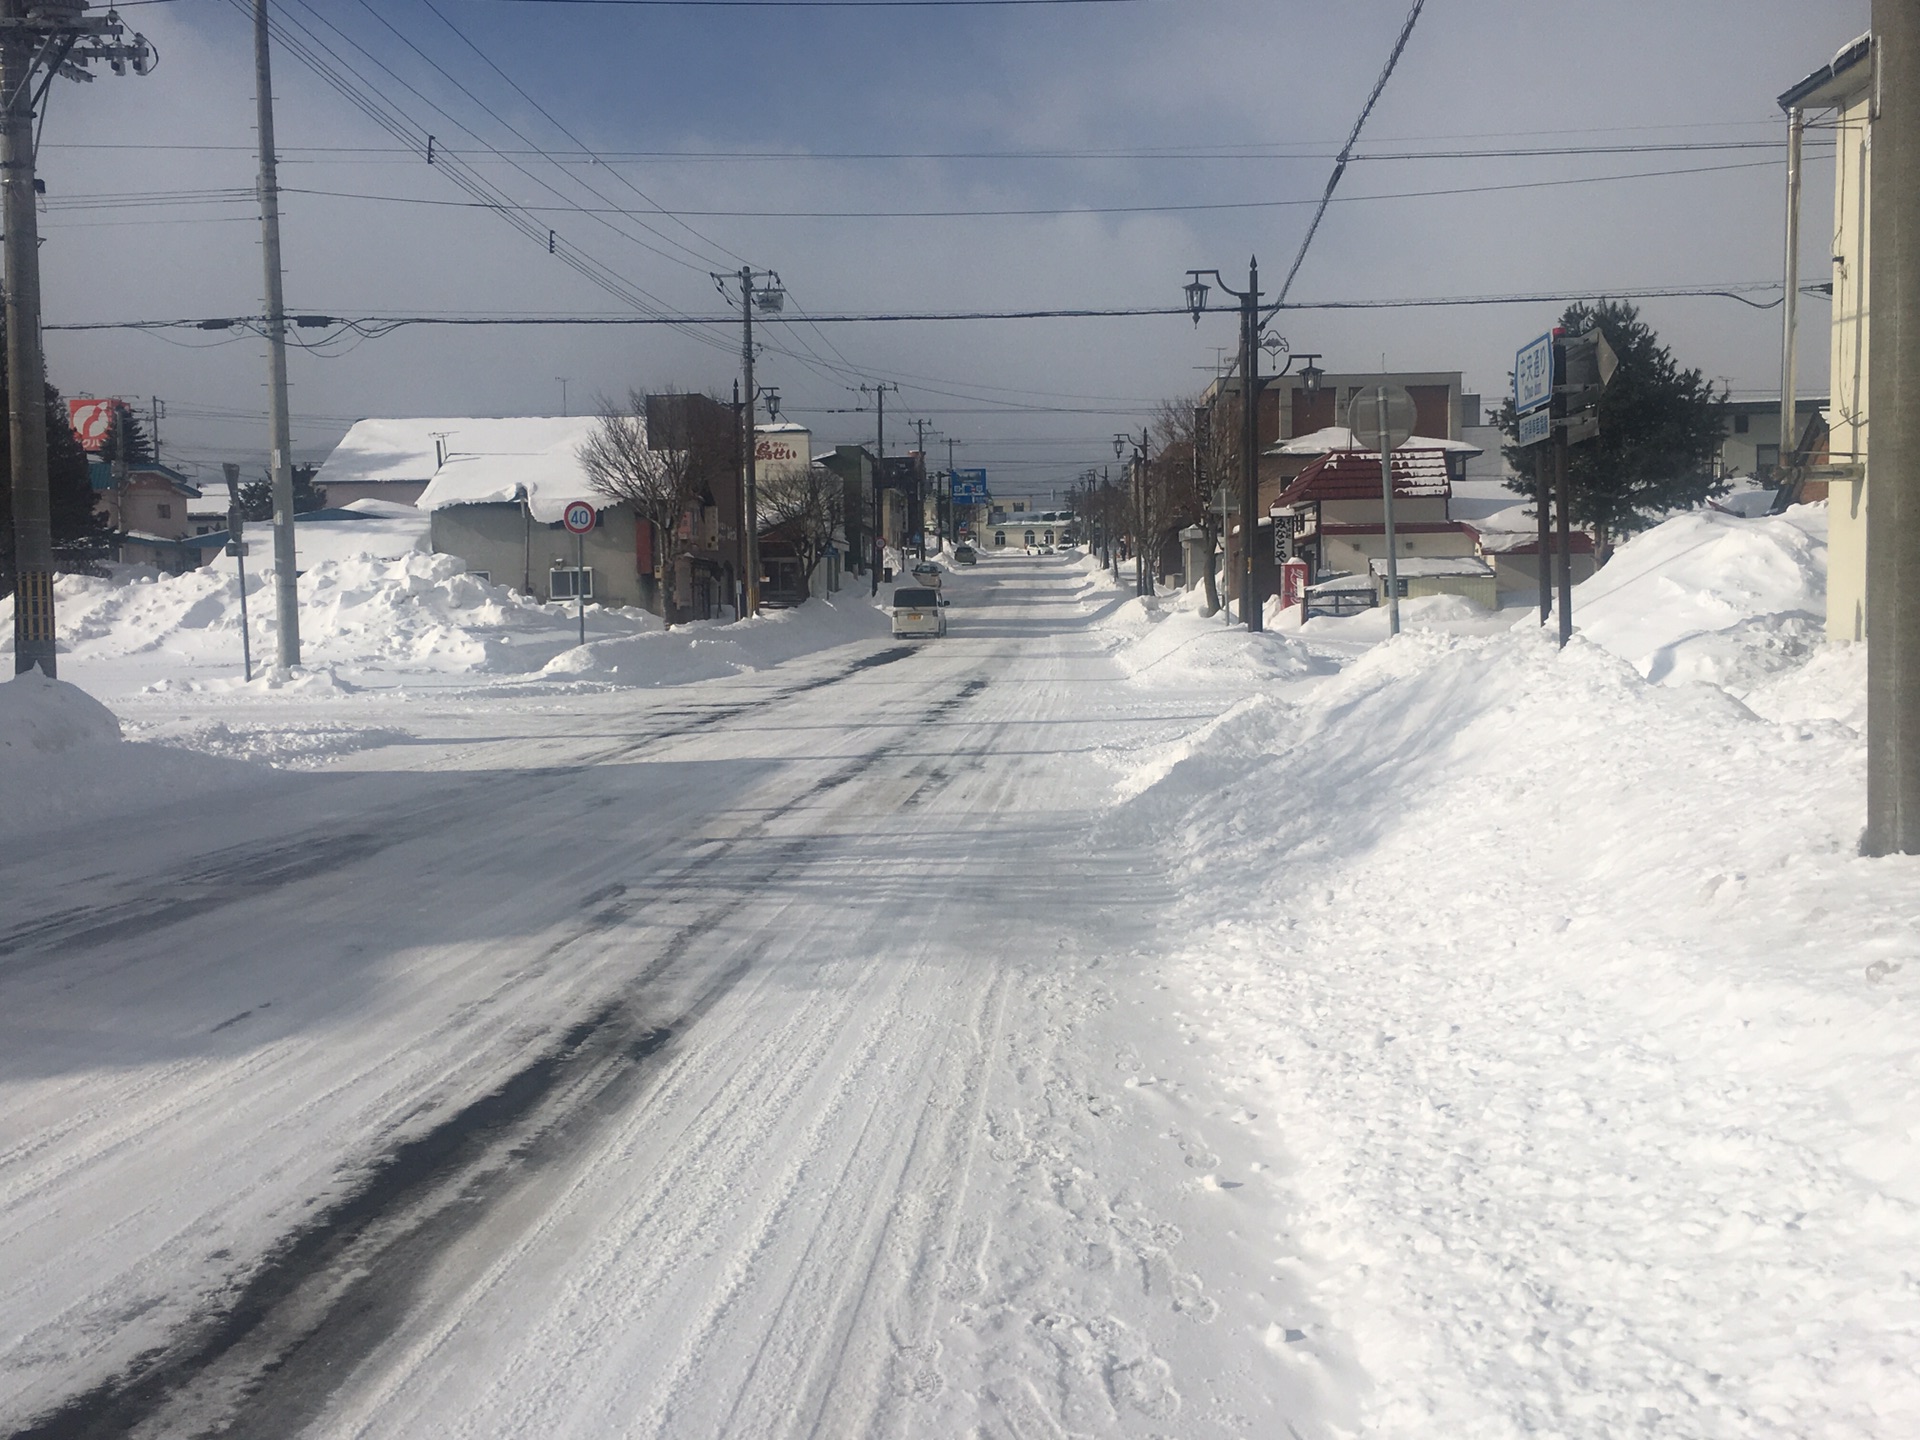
[1368,556,1493,580]
[1463,505,1597,555]
[1273,449,1455,508]
[1307,572,1375,594]
[323,417,605,523]
[1270,427,1482,458]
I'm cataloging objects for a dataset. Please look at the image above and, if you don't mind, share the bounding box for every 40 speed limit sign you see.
[563,500,598,534]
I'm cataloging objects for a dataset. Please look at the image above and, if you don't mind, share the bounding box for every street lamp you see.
[1184,273,1212,325]
[1114,429,1151,598]
[1185,258,1269,631]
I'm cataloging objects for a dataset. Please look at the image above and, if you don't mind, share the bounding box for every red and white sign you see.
[68,398,125,454]
[1281,558,1310,617]
[562,500,598,534]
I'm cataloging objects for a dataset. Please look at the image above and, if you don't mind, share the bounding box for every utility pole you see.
[1780,104,1804,485]
[4,3,149,677]
[1868,2,1920,853]
[861,381,897,589]
[1238,257,1262,632]
[252,0,302,672]
[716,266,782,617]
[945,435,959,549]
[912,416,933,558]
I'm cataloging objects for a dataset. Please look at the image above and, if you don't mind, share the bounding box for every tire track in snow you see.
[10,658,987,1440]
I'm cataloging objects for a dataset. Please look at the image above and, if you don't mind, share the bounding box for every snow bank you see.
[0,670,121,754]
[1567,505,1828,691]
[542,591,891,686]
[1118,620,1917,1436]
[1096,589,1327,689]
[0,672,271,839]
[0,551,658,696]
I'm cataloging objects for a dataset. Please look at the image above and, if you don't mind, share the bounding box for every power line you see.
[262,158,1789,221]
[1274,0,1429,309]
[43,282,1789,339]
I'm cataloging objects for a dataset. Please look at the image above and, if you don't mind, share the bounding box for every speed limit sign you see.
[562,500,597,534]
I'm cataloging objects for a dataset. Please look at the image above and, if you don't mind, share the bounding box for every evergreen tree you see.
[1499,300,1728,561]
[0,372,110,595]
[237,463,327,521]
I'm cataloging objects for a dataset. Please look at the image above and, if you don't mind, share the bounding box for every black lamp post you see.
[1187,259,1329,631]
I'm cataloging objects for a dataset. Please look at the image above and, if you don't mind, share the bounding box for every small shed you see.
[1368,555,1498,610]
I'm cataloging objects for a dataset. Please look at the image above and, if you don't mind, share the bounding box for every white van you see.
[891,586,947,638]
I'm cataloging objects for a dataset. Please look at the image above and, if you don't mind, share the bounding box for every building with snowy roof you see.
[353,416,647,609]
[1265,445,1491,604]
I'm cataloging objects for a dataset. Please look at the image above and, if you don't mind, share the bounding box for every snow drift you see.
[1108,504,1918,1437]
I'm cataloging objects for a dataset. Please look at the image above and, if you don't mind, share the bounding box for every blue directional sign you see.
[1515,331,1554,416]
[950,468,989,502]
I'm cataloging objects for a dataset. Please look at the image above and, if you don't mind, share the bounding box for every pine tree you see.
[0,375,110,595]
[1500,300,1728,562]
[237,463,327,521]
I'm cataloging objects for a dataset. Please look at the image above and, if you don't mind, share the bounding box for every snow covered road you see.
[1,557,1319,1438]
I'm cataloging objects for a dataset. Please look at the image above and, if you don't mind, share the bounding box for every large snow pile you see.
[1570,505,1829,693]
[0,672,270,839]
[543,591,891,686]
[1111,504,1919,1436]
[0,670,121,755]
[0,552,658,695]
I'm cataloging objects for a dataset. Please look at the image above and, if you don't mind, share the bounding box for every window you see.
[1756,444,1781,472]
[1024,530,1035,545]
[1043,531,1054,545]
[994,531,1006,547]
[1733,413,1751,434]
[157,503,172,519]
[550,566,594,600]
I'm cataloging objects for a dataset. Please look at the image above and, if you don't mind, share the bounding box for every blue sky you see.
[38,0,1871,494]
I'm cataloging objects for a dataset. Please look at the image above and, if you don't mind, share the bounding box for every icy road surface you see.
[0,557,1314,1438]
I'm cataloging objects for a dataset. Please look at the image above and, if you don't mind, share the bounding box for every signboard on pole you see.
[67,398,124,453]
[1515,332,1554,417]
[562,500,597,534]
[949,468,988,502]
[1518,407,1551,447]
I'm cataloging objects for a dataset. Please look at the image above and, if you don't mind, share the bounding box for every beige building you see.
[1782,34,1872,641]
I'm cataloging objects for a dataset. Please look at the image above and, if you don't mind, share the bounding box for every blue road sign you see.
[1515,332,1554,416]
[950,468,989,502]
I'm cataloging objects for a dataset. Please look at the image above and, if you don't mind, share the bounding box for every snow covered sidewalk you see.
[1099,508,1920,1437]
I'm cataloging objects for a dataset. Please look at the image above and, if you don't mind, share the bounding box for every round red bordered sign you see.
[562,501,597,534]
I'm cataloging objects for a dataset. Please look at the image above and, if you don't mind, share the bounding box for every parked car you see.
[891,586,947,638]
[951,544,977,566]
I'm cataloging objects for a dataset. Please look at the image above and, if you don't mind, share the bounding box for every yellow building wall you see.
[1828,93,1871,642]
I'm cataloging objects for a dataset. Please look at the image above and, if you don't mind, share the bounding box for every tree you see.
[237,463,326,521]
[1498,300,1729,562]
[1152,395,1237,613]
[758,461,844,593]
[578,388,732,624]
[0,371,109,595]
